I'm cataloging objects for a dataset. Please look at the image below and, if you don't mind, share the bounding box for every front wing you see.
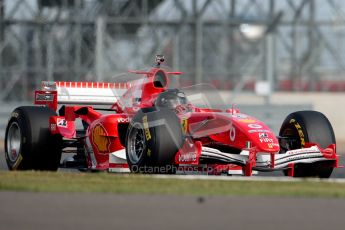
[108,143,340,176]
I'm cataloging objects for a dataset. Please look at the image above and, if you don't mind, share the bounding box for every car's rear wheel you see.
[279,110,335,178]
[125,107,184,174]
[4,106,62,171]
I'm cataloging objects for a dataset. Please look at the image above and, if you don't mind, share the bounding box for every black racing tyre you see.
[279,110,335,178]
[125,107,184,174]
[4,106,62,171]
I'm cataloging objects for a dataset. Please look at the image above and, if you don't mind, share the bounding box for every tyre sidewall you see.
[280,111,334,149]
[5,111,33,170]
[126,108,183,173]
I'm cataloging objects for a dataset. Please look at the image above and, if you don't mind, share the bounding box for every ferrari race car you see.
[4,55,341,177]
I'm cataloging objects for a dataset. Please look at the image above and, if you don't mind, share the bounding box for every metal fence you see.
[1,0,345,103]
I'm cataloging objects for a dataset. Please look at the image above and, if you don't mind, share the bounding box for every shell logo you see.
[92,124,110,154]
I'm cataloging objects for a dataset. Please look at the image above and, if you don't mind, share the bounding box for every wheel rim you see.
[6,122,22,163]
[128,124,146,164]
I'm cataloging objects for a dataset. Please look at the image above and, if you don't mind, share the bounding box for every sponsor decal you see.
[181,119,188,134]
[178,152,197,162]
[92,124,110,154]
[117,117,130,123]
[230,126,236,142]
[35,93,54,102]
[289,119,305,147]
[142,115,151,140]
[57,118,67,127]
[260,138,274,143]
[268,143,280,148]
[248,129,271,133]
[287,147,319,155]
[259,133,268,138]
[248,124,263,129]
[11,112,19,118]
[12,154,23,170]
[239,119,256,123]
[147,149,152,157]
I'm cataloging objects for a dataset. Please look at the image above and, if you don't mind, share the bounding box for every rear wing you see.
[35,81,130,111]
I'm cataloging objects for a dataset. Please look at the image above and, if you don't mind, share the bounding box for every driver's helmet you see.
[155,89,191,113]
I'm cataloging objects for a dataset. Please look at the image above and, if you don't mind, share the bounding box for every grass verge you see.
[1,171,345,198]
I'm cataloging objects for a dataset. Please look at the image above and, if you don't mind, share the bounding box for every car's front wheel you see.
[279,110,335,178]
[125,108,184,174]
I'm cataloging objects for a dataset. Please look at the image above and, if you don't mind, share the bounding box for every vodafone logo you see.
[248,124,262,129]
[117,117,130,123]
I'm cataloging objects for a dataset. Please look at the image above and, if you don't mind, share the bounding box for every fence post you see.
[95,16,105,82]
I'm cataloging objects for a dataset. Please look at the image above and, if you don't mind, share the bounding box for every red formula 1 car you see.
[4,55,341,177]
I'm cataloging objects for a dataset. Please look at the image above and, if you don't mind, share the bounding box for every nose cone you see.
[252,132,280,152]
[231,114,280,153]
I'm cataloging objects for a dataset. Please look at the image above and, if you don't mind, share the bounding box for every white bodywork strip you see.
[57,87,128,105]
